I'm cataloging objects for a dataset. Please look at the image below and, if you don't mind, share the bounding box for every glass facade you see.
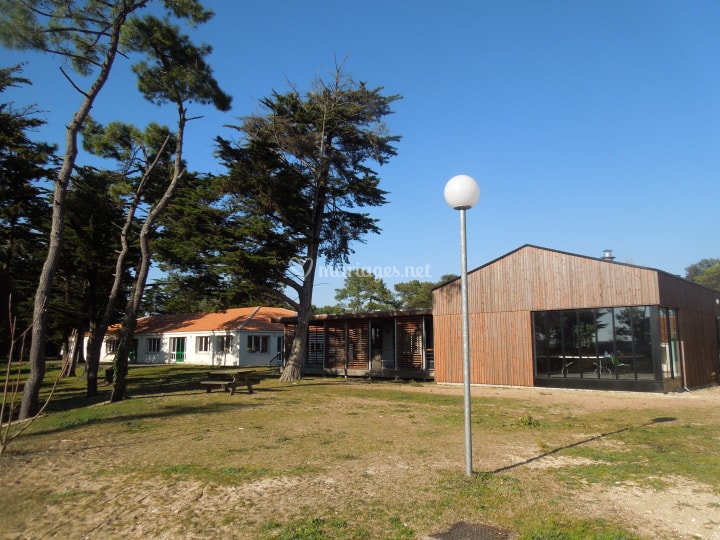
[533,306,680,389]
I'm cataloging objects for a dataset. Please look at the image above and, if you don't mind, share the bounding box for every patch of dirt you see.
[406,384,720,539]
[590,477,720,540]
[2,384,720,539]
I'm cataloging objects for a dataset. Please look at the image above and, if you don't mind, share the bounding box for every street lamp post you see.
[443,174,480,478]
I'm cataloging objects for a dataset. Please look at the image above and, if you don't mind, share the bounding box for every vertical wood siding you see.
[678,310,719,387]
[433,245,719,387]
[434,246,661,316]
[657,273,720,387]
[434,312,533,385]
[396,317,425,370]
[325,321,346,369]
[347,320,369,369]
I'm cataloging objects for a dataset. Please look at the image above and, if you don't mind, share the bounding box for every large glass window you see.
[147,337,161,353]
[217,335,233,353]
[533,305,667,385]
[247,335,269,353]
[196,336,210,353]
[614,306,654,379]
[106,339,118,354]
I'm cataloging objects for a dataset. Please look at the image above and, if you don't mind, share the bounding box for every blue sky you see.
[3,0,719,307]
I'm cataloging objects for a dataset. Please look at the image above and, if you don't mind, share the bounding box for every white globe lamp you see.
[443,173,480,477]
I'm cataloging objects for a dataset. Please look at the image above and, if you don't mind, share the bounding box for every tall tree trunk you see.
[281,281,314,381]
[280,156,329,382]
[110,114,186,402]
[85,137,168,397]
[18,9,132,420]
[281,223,323,381]
[85,319,99,390]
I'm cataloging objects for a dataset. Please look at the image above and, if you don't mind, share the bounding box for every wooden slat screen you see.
[347,320,369,369]
[397,317,424,370]
[325,322,346,369]
[307,323,325,367]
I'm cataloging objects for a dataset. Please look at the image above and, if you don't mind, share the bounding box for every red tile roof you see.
[109,306,296,335]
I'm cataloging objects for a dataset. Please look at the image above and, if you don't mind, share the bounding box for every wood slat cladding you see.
[677,310,720,387]
[347,320,369,369]
[658,272,720,312]
[434,245,662,315]
[434,312,533,386]
[396,317,425,370]
[657,273,720,387]
[325,322,346,369]
[433,245,720,389]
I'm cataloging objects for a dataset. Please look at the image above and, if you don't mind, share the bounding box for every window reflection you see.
[659,308,680,380]
[533,305,674,384]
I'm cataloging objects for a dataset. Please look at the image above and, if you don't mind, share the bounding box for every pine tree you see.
[216,65,401,381]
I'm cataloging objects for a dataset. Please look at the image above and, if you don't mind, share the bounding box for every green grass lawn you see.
[2,362,719,539]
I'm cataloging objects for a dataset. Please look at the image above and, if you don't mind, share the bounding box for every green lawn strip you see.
[4,365,718,539]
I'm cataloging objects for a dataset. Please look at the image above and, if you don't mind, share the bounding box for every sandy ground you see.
[1,383,719,539]
[462,384,720,540]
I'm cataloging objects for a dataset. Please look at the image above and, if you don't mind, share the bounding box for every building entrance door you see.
[170,337,186,363]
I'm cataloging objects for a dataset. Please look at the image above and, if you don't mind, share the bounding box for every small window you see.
[196,336,211,353]
[106,339,118,354]
[247,335,269,353]
[147,337,161,353]
[217,335,233,353]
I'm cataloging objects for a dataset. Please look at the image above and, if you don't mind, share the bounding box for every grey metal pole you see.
[459,208,473,477]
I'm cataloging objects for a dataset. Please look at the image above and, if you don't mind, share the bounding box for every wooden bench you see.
[201,369,257,395]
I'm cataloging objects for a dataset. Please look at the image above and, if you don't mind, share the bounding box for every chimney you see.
[602,249,615,261]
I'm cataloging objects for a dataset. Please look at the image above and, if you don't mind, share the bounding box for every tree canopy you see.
[215,66,401,380]
[334,269,398,312]
[0,0,222,417]
[686,258,720,292]
[0,65,55,356]
[328,272,459,313]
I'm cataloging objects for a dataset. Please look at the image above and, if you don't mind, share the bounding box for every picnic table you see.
[200,369,257,395]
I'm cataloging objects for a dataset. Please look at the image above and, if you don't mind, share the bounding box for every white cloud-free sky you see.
[4,0,719,306]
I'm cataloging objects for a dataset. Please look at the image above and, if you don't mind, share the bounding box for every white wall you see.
[98,330,284,367]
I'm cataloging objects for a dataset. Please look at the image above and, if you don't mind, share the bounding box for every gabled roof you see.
[110,306,296,335]
[434,244,682,290]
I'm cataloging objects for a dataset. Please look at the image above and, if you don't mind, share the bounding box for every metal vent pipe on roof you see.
[602,249,615,261]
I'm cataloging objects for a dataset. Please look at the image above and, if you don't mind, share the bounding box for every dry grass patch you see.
[2,366,720,539]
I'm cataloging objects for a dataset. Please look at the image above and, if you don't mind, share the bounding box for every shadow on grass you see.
[14,399,262,449]
[490,416,677,474]
[43,364,287,412]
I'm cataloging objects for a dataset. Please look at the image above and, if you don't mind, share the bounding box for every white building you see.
[101,306,295,367]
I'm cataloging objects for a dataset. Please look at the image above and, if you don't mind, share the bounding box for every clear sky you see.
[3,0,719,307]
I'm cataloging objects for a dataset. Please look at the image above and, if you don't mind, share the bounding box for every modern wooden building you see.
[278,309,434,379]
[433,245,720,392]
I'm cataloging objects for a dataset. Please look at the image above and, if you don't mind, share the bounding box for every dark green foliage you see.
[215,69,401,307]
[334,269,398,312]
[215,68,401,379]
[0,65,55,353]
[59,167,132,325]
[123,15,231,111]
[0,0,218,418]
[392,280,435,309]
[0,1,214,76]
